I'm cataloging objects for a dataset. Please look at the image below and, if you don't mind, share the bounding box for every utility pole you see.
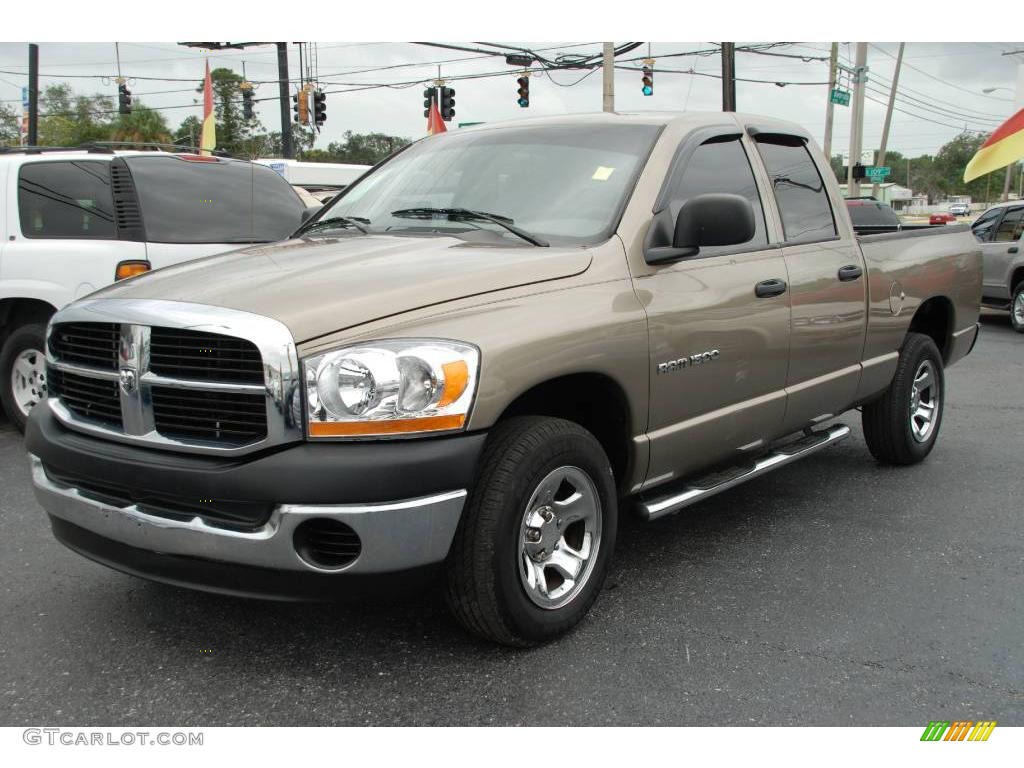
[27,44,38,146]
[846,43,868,196]
[823,42,838,161]
[602,42,615,112]
[872,42,904,198]
[721,42,736,111]
[276,42,293,159]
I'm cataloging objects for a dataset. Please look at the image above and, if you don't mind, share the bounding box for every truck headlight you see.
[303,340,479,438]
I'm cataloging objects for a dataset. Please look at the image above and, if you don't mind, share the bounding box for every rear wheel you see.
[1011,282,1024,334]
[0,323,49,433]
[445,416,617,646]
[862,332,945,465]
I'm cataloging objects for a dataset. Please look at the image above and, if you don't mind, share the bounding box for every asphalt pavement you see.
[1,311,1021,726]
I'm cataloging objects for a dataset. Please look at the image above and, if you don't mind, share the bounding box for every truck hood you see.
[93,234,593,342]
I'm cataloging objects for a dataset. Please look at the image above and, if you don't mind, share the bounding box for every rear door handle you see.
[838,264,863,281]
[754,278,787,298]
[1009,246,1019,254]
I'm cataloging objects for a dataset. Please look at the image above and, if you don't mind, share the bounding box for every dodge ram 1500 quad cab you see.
[27,112,981,646]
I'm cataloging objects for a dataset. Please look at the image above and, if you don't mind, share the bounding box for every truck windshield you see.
[310,123,661,246]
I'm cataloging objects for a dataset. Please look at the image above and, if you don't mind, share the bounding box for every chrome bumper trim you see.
[31,456,466,574]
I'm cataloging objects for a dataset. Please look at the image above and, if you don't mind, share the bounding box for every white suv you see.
[0,147,310,430]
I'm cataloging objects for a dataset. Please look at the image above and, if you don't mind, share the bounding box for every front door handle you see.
[754,278,788,298]
[1009,246,1019,254]
[838,264,863,281]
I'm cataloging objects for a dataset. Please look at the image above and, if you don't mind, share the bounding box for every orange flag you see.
[964,107,1024,182]
[427,97,447,135]
[200,60,216,155]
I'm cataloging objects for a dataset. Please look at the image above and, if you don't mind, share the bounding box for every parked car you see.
[930,212,958,224]
[949,203,971,216]
[0,147,312,431]
[27,113,981,645]
[972,201,1024,332]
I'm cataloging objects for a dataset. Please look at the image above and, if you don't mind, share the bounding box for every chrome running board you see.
[638,423,851,521]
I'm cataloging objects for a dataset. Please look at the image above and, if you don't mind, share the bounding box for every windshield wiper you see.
[298,215,371,236]
[389,207,549,247]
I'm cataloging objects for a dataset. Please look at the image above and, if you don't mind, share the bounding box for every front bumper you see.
[27,403,486,598]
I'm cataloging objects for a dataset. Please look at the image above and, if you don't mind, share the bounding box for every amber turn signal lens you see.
[115,261,151,281]
[309,414,466,437]
[437,360,470,407]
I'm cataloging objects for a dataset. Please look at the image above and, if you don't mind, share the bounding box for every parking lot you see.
[0,310,1021,727]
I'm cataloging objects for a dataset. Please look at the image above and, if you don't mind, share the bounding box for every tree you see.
[933,133,989,201]
[174,115,202,149]
[324,131,411,164]
[194,67,264,155]
[0,103,20,147]
[111,104,171,144]
[36,83,114,146]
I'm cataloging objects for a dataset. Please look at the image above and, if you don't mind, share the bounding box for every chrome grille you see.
[150,327,264,384]
[152,387,267,444]
[44,301,301,456]
[48,368,123,428]
[48,323,119,370]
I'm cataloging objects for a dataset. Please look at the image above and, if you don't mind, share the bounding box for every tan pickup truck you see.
[26,112,981,646]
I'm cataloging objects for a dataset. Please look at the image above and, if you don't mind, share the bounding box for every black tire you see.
[862,332,945,465]
[0,323,49,433]
[1010,282,1024,334]
[444,416,618,646]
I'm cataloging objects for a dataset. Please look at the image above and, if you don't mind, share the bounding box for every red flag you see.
[427,98,447,135]
[200,60,216,155]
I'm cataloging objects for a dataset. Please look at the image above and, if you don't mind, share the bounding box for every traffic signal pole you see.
[27,44,38,146]
[872,42,904,199]
[847,43,868,197]
[721,42,736,111]
[276,42,293,159]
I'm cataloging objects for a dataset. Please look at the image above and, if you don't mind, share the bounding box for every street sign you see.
[21,86,29,108]
[829,88,851,107]
[866,166,891,180]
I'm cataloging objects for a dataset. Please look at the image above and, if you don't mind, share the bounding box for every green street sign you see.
[866,166,891,179]
[830,88,851,106]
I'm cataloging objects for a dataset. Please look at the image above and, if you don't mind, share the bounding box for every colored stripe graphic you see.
[921,721,950,741]
[968,721,997,741]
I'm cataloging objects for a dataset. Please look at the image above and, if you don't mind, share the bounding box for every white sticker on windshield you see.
[592,166,615,181]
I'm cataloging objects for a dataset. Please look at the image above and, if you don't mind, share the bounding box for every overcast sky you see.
[1,41,1022,164]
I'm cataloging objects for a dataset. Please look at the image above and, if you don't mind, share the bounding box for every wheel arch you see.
[493,372,634,493]
[907,295,954,363]
[0,297,58,346]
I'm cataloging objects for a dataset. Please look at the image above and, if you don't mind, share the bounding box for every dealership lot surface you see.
[1,312,1021,726]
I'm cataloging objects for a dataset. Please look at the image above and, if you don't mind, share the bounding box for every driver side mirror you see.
[645,193,756,264]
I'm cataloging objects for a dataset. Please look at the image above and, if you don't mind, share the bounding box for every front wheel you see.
[862,332,945,465]
[0,323,49,433]
[445,416,618,646]
[1011,282,1024,334]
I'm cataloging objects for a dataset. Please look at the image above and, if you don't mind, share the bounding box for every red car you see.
[929,212,957,225]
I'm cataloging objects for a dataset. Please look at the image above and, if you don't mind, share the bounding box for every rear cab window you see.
[124,156,305,243]
[754,136,838,244]
[846,202,900,228]
[18,160,116,239]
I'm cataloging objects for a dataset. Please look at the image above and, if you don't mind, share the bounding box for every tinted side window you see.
[994,207,1024,242]
[755,138,837,244]
[663,136,768,252]
[971,208,1003,242]
[126,156,305,244]
[18,161,116,239]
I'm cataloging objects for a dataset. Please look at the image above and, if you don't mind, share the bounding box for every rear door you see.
[1,159,147,305]
[976,206,1023,300]
[752,135,868,432]
[638,131,791,486]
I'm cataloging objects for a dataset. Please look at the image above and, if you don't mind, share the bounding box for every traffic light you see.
[241,84,254,121]
[439,86,455,121]
[118,82,132,115]
[642,61,654,96]
[516,75,529,108]
[423,86,436,118]
[293,88,309,125]
[312,90,326,127]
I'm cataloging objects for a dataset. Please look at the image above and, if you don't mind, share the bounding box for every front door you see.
[638,133,791,488]
[978,205,1024,301]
